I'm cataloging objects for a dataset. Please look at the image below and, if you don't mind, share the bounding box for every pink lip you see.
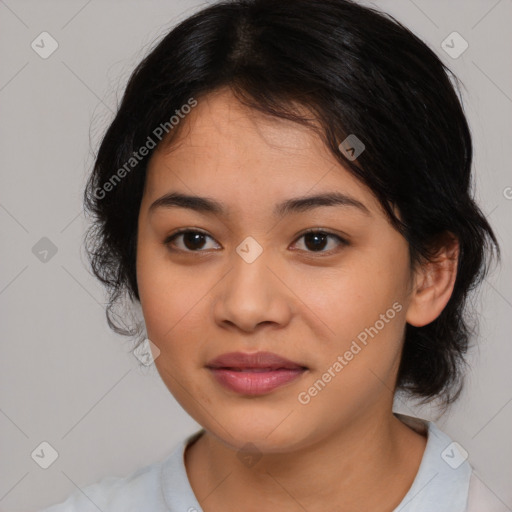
[206,351,308,395]
[206,351,305,370]
[208,367,307,395]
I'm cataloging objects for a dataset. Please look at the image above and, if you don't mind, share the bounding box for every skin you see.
[136,87,460,512]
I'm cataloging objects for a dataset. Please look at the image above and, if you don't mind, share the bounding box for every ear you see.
[406,232,460,327]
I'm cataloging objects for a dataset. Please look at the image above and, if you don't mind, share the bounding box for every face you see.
[136,88,416,452]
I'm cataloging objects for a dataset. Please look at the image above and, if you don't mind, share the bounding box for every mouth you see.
[207,367,307,395]
[205,351,308,395]
[212,367,304,372]
[206,351,307,371]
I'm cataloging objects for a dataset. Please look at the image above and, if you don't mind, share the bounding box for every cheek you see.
[292,250,409,385]
[139,281,208,360]
[137,235,198,326]
[294,257,406,336]
[294,268,407,419]
[136,249,219,384]
[137,254,210,407]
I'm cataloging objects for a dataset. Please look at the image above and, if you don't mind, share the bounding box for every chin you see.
[205,413,311,453]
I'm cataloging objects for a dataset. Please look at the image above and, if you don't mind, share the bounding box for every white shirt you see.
[38,414,509,511]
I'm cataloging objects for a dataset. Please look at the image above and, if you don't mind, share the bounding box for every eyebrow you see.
[148,191,371,217]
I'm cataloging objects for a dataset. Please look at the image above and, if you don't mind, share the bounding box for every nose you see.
[212,247,293,334]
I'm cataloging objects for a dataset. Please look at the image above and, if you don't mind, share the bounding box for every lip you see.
[206,351,306,370]
[206,351,308,396]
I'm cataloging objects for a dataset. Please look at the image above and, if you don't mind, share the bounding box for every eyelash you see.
[163,228,349,255]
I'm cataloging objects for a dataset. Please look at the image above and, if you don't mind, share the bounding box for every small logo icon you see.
[31,441,59,469]
[133,338,160,366]
[237,442,262,468]
[236,236,263,264]
[32,237,58,263]
[338,134,365,161]
[31,32,59,59]
[441,441,468,469]
[441,32,468,59]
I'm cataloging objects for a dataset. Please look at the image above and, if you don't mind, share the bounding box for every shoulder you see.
[37,430,205,512]
[465,472,511,512]
[37,455,167,512]
[396,414,509,512]
[393,414,471,511]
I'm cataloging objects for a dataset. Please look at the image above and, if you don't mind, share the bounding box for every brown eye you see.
[292,230,348,253]
[164,230,221,252]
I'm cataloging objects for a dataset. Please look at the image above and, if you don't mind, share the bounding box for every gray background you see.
[0,0,511,510]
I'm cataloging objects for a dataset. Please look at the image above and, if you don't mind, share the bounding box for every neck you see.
[184,411,427,512]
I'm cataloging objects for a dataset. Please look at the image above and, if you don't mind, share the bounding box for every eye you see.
[291,229,349,254]
[164,229,221,252]
[163,228,349,254]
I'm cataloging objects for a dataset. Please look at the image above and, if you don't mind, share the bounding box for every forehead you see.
[156,88,330,163]
[144,88,383,217]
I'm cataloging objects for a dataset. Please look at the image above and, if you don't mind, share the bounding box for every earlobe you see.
[406,233,460,327]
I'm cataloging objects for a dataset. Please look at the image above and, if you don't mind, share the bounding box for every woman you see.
[40,0,503,510]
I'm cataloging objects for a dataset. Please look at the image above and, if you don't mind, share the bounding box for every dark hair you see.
[83,0,500,407]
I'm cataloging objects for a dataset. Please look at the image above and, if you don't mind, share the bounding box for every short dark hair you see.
[84,0,500,407]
